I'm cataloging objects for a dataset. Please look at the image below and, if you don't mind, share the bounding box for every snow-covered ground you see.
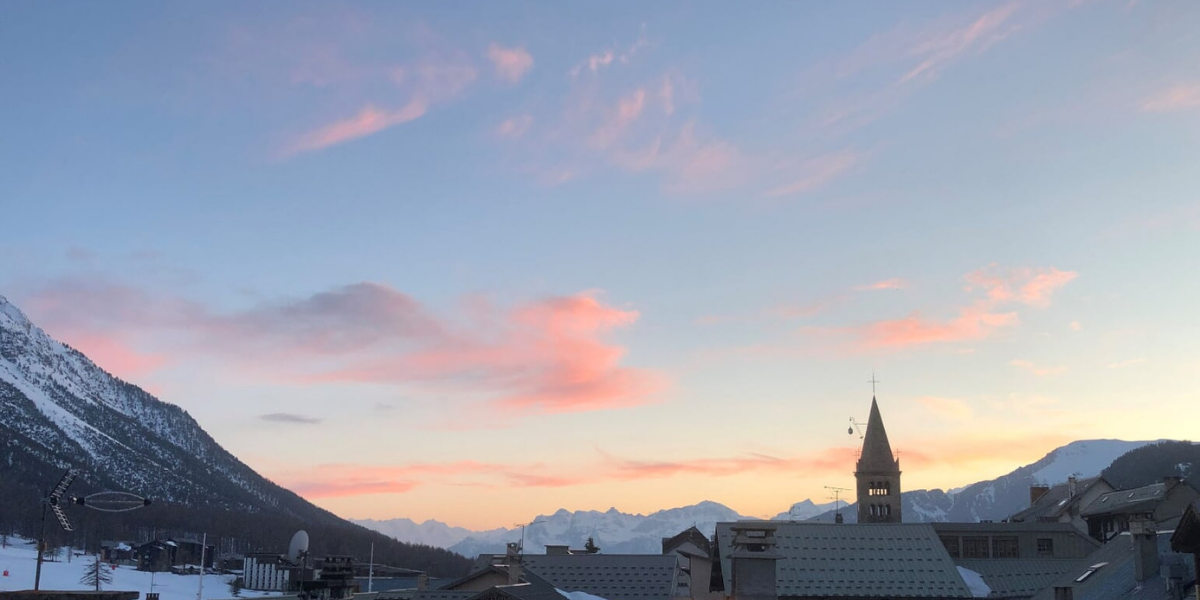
[0,537,278,600]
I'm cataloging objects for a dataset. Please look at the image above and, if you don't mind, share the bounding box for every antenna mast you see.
[824,486,851,524]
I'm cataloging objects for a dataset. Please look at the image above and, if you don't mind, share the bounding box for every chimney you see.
[729,524,779,600]
[1163,476,1182,491]
[1030,485,1051,506]
[505,542,522,585]
[1129,518,1159,582]
[1068,476,1078,499]
[417,574,429,591]
[544,545,571,556]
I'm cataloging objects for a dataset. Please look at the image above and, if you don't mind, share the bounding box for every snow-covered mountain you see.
[0,294,282,509]
[772,499,839,521]
[351,518,509,550]
[355,439,1158,555]
[0,294,471,576]
[446,501,748,557]
[805,439,1158,524]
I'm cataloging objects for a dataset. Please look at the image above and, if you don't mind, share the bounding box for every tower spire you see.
[855,393,902,523]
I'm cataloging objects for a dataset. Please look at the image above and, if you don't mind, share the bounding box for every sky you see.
[2,0,1199,531]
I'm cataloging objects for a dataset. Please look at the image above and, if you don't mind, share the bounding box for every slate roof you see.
[953,559,1089,598]
[520,554,677,600]
[715,522,973,599]
[1029,532,1196,600]
[1009,477,1105,523]
[1080,483,1168,518]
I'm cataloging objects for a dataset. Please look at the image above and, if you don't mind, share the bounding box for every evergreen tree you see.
[229,576,244,597]
[584,537,600,554]
[80,555,113,591]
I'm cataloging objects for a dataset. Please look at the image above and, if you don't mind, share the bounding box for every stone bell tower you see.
[855,397,902,523]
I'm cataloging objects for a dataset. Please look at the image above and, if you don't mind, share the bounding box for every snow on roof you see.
[557,590,610,600]
[956,566,992,598]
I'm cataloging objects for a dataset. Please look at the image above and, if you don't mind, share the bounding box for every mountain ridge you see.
[356,439,1161,554]
[0,294,471,576]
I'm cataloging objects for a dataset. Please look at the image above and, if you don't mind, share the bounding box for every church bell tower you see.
[855,397,902,523]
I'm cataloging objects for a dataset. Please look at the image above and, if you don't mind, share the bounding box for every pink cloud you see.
[1140,83,1200,112]
[282,100,429,157]
[855,277,908,291]
[863,302,1019,348]
[766,150,862,197]
[21,280,662,417]
[1010,359,1067,376]
[963,265,1078,308]
[280,58,477,158]
[589,89,648,149]
[496,115,534,139]
[486,44,534,84]
[856,265,1076,349]
[60,333,168,381]
[568,31,649,77]
[900,2,1021,84]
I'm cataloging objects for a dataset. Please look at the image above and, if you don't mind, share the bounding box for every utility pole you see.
[368,543,374,593]
[196,533,207,600]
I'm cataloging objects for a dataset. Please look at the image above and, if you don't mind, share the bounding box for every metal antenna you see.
[824,486,851,523]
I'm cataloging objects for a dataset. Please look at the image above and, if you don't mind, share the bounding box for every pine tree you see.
[584,537,600,554]
[80,555,113,591]
[229,576,244,597]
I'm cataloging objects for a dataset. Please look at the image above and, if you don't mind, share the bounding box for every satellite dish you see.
[289,530,309,562]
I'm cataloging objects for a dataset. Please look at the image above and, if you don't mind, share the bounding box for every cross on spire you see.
[868,371,880,397]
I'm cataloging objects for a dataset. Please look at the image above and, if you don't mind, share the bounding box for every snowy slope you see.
[0,537,277,600]
[0,294,296,509]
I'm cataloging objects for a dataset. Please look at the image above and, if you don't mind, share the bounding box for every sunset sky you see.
[2,1,1199,530]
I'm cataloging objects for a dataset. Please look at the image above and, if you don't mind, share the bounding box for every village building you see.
[1169,500,1200,600]
[1030,516,1195,600]
[662,526,721,600]
[1080,477,1200,542]
[1010,477,1115,533]
[930,522,1099,599]
[243,552,295,591]
[855,397,902,524]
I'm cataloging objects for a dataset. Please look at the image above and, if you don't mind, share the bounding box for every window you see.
[1037,538,1054,557]
[962,536,990,558]
[940,536,960,558]
[992,536,1019,558]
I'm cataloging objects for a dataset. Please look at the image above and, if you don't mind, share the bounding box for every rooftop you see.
[715,522,973,599]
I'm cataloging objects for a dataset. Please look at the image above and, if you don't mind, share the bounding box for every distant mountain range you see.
[0,295,471,576]
[356,438,1162,555]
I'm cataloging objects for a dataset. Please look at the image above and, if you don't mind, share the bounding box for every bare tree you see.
[79,555,113,591]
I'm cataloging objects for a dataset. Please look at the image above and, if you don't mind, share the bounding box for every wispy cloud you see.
[280,60,477,158]
[1140,82,1200,113]
[766,150,863,197]
[283,100,429,157]
[496,115,534,139]
[260,412,323,425]
[486,44,534,84]
[855,278,908,292]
